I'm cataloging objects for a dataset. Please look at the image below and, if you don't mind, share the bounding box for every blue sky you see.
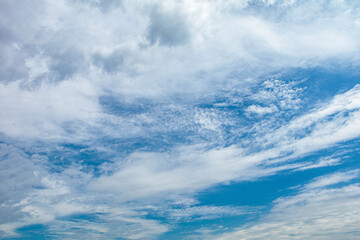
[1,0,360,239]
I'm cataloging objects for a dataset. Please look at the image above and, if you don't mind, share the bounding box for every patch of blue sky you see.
[198,150,357,207]
[2,224,50,240]
[284,66,360,102]
[182,140,360,235]
[145,134,360,238]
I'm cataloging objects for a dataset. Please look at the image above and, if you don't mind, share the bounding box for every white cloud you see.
[1,0,360,239]
[1,0,360,142]
[304,170,360,190]
[246,104,278,115]
[89,84,360,203]
[0,144,168,239]
[0,78,100,140]
[295,156,342,171]
[166,205,258,221]
[1,80,360,239]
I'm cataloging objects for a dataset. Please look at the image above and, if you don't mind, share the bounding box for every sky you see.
[1,0,360,239]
